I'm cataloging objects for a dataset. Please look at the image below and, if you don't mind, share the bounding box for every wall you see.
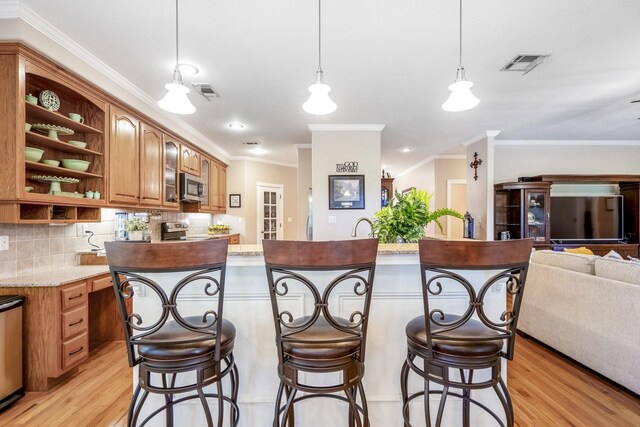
[218,159,298,244]
[311,125,383,241]
[296,146,312,240]
[0,208,212,280]
[434,158,467,236]
[494,142,640,183]
[466,135,494,240]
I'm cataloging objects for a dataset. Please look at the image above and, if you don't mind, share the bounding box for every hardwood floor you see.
[0,339,638,426]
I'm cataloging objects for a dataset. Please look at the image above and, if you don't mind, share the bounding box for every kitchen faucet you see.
[351,217,375,238]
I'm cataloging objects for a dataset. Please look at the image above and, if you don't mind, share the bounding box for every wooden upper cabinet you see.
[163,137,180,209]
[139,123,163,207]
[218,165,227,211]
[210,160,220,210]
[179,144,200,177]
[108,107,139,204]
[201,158,211,210]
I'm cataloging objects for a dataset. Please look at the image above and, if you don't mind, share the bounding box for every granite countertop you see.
[226,243,419,256]
[0,265,110,288]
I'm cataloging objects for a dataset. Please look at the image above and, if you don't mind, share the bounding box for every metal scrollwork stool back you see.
[263,239,379,427]
[105,239,239,427]
[400,238,533,427]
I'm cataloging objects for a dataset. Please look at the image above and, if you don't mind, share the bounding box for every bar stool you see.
[400,239,533,427]
[263,239,379,427]
[105,239,239,427]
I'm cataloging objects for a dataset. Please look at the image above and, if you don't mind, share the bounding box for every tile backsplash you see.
[0,208,213,279]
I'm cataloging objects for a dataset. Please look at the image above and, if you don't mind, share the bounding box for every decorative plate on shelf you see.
[38,90,60,111]
[527,212,535,224]
[31,124,74,136]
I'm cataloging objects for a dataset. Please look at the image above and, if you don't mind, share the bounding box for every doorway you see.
[447,179,467,238]
[257,183,284,241]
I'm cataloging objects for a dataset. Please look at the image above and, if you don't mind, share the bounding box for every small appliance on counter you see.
[0,296,25,412]
[161,221,190,241]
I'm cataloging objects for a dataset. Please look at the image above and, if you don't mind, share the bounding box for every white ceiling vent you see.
[501,54,549,75]
[242,141,260,146]
[192,83,220,101]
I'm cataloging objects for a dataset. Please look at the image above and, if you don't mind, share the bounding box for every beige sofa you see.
[518,250,640,395]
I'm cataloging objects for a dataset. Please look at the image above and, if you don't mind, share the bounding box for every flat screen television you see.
[550,195,623,242]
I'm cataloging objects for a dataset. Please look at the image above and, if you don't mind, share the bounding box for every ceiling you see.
[19,0,640,173]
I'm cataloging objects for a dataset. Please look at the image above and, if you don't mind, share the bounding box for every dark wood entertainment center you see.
[494,175,640,257]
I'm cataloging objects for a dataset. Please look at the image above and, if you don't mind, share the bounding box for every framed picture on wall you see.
[229,194,241,208]
[328,175,365,209]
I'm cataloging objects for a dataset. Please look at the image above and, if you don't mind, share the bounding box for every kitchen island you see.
[131,243,509,426]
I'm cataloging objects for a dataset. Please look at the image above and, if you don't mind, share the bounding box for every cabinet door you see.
[210,161,220,210]
[524,188,550,243]
[139,123,163,206]
[190,150,201,176]
[108,107,139,204]
[201,158,211,210]
[218,165,227,211]
[163,138,180,208]
[180,145,192,174]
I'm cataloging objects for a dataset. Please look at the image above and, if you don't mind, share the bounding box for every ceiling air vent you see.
[501,54,549,75]
[192,83,220,101]
[242,141,260,146]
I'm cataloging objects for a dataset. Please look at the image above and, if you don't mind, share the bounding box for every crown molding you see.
[494,140,640,146]
[396,154,466,178]
[0,1,20,19]
[230,156,297,168]
[307,124,386,132]
[461,130,502,147]
[16,3,231,162]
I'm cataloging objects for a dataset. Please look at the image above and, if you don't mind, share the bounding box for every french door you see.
[257,184,283,241]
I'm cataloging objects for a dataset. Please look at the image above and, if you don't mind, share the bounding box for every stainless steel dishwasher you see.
[0,295,25,412]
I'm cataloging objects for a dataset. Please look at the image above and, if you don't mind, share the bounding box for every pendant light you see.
[442,0,479,112]
[303,0,337,115]
[158,0,196,115]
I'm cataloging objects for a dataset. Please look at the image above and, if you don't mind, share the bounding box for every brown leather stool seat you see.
[406,315,503,362]
[138,317,236,364]
[282,316,361,368]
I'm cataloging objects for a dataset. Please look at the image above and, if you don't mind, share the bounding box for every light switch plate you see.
[0,235,9,251]
[328,216,337,224]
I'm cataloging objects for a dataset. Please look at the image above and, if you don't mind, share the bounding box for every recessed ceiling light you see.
[400,147,412,153]
[228,122,245,131]
[251,147,267,155]
[176,63,199,76]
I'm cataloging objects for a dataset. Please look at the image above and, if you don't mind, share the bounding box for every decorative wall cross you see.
[470,152,483,181]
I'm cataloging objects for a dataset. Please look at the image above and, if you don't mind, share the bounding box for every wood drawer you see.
[61,305,88,341]
[228,234,240,244]
[61,332,88,371]
[60,282,88,311]
[91,274,112,292]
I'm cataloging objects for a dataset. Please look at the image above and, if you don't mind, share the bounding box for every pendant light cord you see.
[318,0,323,72]
[459,0,463,67]
[176,0,180,66]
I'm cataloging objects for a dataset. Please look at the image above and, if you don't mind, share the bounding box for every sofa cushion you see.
[530,250,598,275]
[594,257,640,286]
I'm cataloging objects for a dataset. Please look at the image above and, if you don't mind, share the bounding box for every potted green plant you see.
[124,217,150,241]
[372,188,463,243]
[208,224,231,235]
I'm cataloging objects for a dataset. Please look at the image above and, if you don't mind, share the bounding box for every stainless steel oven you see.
[179,172,204,203]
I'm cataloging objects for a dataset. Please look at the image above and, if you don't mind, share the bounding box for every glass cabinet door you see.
[525,189,549,242]
[164,140,178,205]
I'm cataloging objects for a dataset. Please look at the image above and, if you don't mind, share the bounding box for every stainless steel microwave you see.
[179,172,204,203]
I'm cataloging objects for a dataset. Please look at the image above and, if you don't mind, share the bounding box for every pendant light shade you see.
[303,0,336,115]
[158,0,196,115]
[442,0,479,112]
[303,70,337,115]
